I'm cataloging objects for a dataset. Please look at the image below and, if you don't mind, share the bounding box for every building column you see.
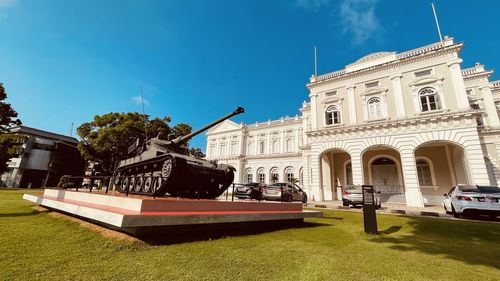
[309,153,322,201]
[400,150,424,207]
[447,59,470,110]
[480,85,500,128]
[309,92,318,130]
[350,152,363,185]
[391,74,406,118]
[347,85,357,124]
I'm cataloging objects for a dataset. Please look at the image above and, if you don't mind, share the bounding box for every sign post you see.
[362,185,378,234]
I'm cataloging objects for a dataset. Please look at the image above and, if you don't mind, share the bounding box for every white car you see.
[443,185,500,218]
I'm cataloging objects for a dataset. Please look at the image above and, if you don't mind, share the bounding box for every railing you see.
[61,177,292,203]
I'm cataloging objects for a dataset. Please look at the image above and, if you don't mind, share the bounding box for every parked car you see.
[262,182,308,203]
[342,185,381,208]
[234,183,266,200]
[442,184,500,218]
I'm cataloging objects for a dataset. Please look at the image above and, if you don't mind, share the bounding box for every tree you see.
[77,113,193,173]
[0,83,22,175]
[0,83,21,133]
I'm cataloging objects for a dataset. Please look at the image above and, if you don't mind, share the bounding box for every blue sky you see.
[1,0,500,151]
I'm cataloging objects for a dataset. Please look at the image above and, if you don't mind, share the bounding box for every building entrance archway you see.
[319,149,351,201]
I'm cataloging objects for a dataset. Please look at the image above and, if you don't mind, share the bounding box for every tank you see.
[112,107,244,199]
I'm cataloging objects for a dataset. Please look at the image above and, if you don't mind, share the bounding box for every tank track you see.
[112,155,234,199]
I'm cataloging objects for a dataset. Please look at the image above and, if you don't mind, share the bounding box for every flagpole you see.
[314,46,318,77]
[431,3,443,43]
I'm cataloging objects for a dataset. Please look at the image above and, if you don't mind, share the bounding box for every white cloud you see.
[131,96,149,106]
[0,0,17,8]
[340,0,381,45]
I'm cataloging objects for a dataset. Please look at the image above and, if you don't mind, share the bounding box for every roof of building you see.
[9,126,78,144]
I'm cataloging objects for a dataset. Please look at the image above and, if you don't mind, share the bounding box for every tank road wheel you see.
[114,173,123,192]
[129,177,136,193]
[151,177,163,196]
[143,176,153,194]
[162,158,174,181]
[134,176,143,192]
[120,177,130,192]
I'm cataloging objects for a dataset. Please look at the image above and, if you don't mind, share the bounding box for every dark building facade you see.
[1,126,85,188]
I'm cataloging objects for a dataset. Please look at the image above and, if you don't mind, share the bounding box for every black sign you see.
[362,185,378,234]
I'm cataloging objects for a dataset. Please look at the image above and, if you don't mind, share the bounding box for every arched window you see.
[245,168,253,183]
[270,167,279,183]
[285,167,294,183]
[257,168,265,183]
[272,140,279,154]
[247,142,253,155]
[345,162,353,185]
[325,105,341,125]
[367,97,383,119]
[259,141,265,154]
[416,159,433,186]
[286,139,293,153]
[419,87,441,112]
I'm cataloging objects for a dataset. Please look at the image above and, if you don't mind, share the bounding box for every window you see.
[270,167,279,183]
[365,81,380,88]
[257,168,265,183]
[230,142,238,155]
[246,169,253,183]
[325,105,341,125]
[419,87,441,112]
[272,140,279,154]
[367,97,383,119]
[414,69,432,78]
[325,90,337,97]
[416,159,433,186]
[466,89,473,95]
[345,162,353,185]
[247,142,253,155]
[209,145,216,157]
[286,139,293,153]
[299,168,304,185]
[259,141,265,154]
[220,144,227,156]
[285,167,294,183]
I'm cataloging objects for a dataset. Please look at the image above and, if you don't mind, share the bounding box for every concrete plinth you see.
[23,189,322,235]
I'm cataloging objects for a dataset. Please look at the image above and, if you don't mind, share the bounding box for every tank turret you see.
[113,107,244,199]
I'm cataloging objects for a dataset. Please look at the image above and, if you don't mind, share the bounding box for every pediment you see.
[409,76,444,87]
[360,87,388,96]
[207,119,243,134]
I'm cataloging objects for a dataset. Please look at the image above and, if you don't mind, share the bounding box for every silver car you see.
[262,182,308,203]
[342,185,381,208]
[443,185,500,218]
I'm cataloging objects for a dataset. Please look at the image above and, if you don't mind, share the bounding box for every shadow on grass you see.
[0,209,50,218]
[128,220,329,246]
[371,217,500,269]
[379,225,402,235]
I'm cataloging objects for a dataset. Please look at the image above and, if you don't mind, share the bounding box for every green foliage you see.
[57,175,71,189]
[77,113,192,172]
[0,134,25,175]
[0,83,21,133]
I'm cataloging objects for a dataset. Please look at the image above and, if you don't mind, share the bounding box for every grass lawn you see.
[1,189,499,281]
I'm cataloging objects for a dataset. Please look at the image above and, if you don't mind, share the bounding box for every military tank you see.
[112,107,244,199]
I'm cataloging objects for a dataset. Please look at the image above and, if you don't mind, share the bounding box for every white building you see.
[206,36,500,208]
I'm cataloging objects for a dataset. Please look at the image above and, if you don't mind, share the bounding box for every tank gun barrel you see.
[171,107,244,145]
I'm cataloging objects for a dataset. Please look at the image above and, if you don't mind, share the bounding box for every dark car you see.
[262,182,308,203]
[234,182,266,200]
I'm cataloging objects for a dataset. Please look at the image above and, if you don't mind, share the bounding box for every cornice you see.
[305,109,481,137]
[307,42,463,89]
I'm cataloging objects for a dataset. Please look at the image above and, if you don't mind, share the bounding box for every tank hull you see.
[113,153,235,199]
